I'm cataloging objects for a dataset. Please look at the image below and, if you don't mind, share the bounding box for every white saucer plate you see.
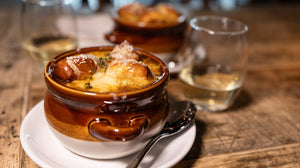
[20,100,196,168]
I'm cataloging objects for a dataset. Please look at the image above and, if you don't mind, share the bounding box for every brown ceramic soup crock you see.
[105,18,186,53]
[44,46,169,159]
[105,3,187,54]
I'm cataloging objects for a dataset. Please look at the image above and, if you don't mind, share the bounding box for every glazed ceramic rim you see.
[113,15,186,29]
[111,7,186,29]
[44,46,169,98]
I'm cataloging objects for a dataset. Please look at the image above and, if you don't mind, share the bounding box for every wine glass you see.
[21,0,78,71]
[178,16,248,112]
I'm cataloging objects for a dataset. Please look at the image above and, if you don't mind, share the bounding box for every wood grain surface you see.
[0,1,299,168]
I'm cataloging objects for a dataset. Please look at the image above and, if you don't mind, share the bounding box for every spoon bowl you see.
[126,101,197,168]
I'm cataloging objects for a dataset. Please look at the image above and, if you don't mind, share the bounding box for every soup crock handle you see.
[88,116,147,141]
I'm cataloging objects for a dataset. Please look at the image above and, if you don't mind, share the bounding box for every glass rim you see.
[22,0,62,6]
[190,15,248,35]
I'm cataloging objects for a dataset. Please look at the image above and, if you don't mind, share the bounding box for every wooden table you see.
[0,1,299,167]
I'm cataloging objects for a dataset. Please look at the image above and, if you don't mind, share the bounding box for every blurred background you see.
[2,0,300,11]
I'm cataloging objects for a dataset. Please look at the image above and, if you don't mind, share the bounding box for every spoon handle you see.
[126,134,162,168]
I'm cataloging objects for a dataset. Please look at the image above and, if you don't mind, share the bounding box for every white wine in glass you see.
[179,16,248,112]
[21,0,78,71]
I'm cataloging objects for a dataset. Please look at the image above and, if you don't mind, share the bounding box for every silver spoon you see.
[126,101,197,168]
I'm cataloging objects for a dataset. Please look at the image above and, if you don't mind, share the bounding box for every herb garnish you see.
[85,76,93,89]
[99,52,111,72]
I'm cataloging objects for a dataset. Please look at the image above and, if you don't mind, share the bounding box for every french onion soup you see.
[105,3,186,54]
[50,41,163,93]
[117,2,182,27]
[44,41,170,159]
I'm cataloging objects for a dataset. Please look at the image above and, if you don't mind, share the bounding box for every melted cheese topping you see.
[118,3,181,25]
[62,42,162,93]
[65,58,160,93]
